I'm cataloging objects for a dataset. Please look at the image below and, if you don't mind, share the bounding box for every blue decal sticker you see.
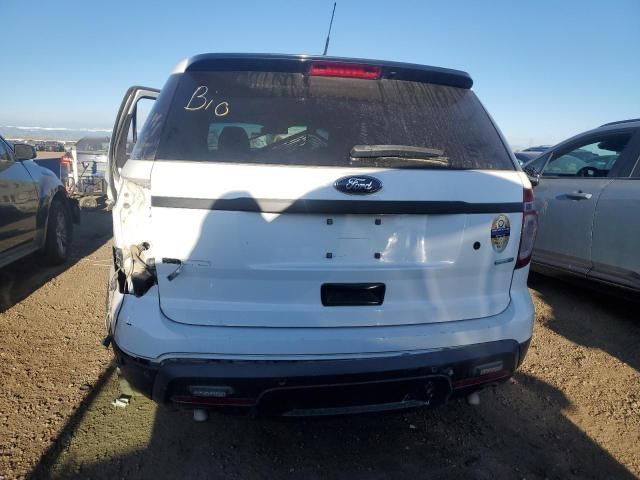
[491,215,510,253]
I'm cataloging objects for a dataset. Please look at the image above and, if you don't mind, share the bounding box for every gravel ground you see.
[0,210,639,479]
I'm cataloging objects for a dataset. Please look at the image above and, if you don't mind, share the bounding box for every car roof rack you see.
[600,118,640,127]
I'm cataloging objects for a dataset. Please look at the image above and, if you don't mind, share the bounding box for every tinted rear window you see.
[141,71,513,170]
[76,137,110,153]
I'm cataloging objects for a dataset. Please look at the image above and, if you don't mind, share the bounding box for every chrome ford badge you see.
[334,175,382,195]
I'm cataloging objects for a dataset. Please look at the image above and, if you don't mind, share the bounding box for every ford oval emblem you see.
[334,175,383,195]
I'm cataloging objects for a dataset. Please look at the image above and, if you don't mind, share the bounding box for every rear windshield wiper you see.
[350,144,448,166]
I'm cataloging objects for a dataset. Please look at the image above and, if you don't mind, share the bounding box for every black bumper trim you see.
[151,196,524,215]
[113,338,531,415]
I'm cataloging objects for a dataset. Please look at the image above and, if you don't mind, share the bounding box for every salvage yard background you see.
[0,210,638,479]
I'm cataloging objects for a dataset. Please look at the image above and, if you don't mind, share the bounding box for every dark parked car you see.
[523,145,552,153]
[35,141,64,152]
[0,134,79,268]
[514,146,551,166]
[514,151,541,166]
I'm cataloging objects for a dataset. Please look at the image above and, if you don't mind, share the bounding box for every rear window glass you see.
[76,137,110,154]
[146,71,513,170]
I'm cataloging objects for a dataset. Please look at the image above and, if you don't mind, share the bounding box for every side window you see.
[126,97,155,157]
[116,94,158,169]
[542,133,632,178]
[0,139,12,161]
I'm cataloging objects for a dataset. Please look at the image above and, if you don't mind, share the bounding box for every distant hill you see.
[0,125,111,142]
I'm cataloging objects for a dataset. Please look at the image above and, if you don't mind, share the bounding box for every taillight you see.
[515,188,537,269]
[309,61,382,79]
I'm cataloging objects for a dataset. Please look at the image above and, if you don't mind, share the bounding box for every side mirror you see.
[524,166,540,187]
[13,143,37,161]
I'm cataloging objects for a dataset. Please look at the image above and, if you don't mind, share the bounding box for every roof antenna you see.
[322,2,337,56]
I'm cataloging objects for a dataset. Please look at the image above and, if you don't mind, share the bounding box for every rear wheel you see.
[43,199,72,264]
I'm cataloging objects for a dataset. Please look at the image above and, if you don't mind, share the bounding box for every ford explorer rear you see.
[104,54,536,419]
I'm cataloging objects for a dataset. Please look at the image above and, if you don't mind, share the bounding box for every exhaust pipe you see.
[193,409,208,422]
[466,392,480,406]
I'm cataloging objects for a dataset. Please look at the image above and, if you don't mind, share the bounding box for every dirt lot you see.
[0,210,639,479]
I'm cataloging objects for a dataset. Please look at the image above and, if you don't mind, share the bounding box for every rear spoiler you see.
[176,53,473,90]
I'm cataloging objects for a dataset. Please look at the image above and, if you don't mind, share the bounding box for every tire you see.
[43,198,72,264]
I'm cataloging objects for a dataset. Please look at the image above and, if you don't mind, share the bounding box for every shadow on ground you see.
[18,203,637,479]
[27,363,116,480]
[29,370,635,480]
[0,208,112,313]
[528,272,640,372]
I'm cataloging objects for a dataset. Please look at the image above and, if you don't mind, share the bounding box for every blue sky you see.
[1,0,638,148]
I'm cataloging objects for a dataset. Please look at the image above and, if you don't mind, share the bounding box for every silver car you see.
[524,119,640,292]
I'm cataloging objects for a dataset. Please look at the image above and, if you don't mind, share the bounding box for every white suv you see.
[105,54,536,417]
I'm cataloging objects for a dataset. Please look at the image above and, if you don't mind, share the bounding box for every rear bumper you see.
[111,267,534,359]
[114,338,531,416]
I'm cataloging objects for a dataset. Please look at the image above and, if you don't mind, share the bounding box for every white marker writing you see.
[184,86,208,111]
[184,86,230,117]
[214,101,229,117]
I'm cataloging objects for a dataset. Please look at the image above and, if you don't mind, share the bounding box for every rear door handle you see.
[565,191,593,200]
